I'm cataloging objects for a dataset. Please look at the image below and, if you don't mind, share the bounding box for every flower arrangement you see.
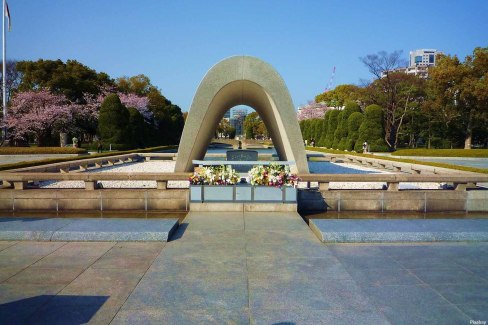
[248,163,299,187]
[189,165,240,185]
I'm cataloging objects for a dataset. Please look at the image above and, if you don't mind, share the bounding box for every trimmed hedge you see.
[0,145,178,171]
[305,147,488,174]
[0,147,87,155]
[392,149,488,158]
[355,104,388,152]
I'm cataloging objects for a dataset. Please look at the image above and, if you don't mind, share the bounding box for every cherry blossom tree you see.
[297,100,331,120]
[5,89,75,145]
[118,92,152,122]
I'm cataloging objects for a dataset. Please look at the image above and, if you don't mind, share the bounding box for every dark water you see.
[307,161,377,174]
[203,148,377,174]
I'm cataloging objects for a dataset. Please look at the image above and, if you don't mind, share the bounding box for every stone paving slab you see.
[310,218,488,242]
[1,213,488,324]
[0,217,179,242]
[0,218,74,241]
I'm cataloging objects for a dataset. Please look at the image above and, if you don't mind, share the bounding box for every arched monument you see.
[175,56,309,173]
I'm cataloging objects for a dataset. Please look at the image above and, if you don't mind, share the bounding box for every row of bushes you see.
[300,102,389,152]
[0,145,178,171]
[392,149,488,158]
[0,147,87,155]
[306,147,488,174]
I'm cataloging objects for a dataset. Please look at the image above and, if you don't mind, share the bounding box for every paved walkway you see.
[1,212,488,324]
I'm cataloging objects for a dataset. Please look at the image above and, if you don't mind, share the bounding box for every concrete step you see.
[309,218,488,243]
[0,217,179,241]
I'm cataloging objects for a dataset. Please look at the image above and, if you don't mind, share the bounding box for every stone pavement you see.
[0,212,487,324]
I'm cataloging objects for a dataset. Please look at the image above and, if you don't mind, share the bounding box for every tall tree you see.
[116,74,154,96]
[0,60,21,106]
[335,101,362,150]
[97,94,130,146]
[315,84,362,107]
[361,50,426,150]
[427,48,488,148]
[356,104,388,152]
[5,89,84,146]
[16,59,113,102]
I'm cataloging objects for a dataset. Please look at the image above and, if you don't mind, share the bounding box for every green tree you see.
[361,50,428,150]
[244,112,268,139]
[332,111,344,148]
[324,110,340,148]
[335,101,362,149]
[128,107,145,148]
[317,114,329,147]
[346,112,364,151]
[146,87,184,145]
[97,94,130,147]
[116,74,153,96]
[315,84,362,107]
[426,48,488,149]
[16,59,113,102]
[355,104,388,152]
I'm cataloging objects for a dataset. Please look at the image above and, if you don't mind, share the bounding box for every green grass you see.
[306,146,488,174]
[0,145,178,171]
[0,147,88,155]
[392,149,488,158]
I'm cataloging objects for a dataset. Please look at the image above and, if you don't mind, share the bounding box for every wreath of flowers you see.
[189,165,240,185]
[190,163,299,187]
[248,163,299,187]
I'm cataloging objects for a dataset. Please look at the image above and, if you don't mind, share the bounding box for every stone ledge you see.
[189,202,297,212]
[309,219,488,243]
[0,217,179,242]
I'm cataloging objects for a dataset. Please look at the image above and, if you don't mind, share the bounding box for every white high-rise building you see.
[382,49,442,78]
[409,49,440,68]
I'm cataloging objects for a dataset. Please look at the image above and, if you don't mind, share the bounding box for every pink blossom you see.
[118,92,152,121]
[297,100,332,120]
[5,89,82,143]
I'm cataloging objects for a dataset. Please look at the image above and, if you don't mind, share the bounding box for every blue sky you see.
[7,0,488,111]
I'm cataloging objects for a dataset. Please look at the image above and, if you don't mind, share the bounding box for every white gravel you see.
[41,161,188,189]
[40,160,443,190]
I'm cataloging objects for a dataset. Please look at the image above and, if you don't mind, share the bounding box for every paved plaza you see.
[1,212,488,324]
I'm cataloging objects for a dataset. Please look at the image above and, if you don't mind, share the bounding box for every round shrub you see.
[355,104,388,152]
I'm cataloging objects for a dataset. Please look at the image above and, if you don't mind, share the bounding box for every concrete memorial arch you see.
[175,56,309,173]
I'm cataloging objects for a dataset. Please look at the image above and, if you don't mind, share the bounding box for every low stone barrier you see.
[0,172,189,190]
[298,174,487,191]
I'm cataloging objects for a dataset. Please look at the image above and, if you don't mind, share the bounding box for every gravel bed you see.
[40,161,442,190]
[41,161,187,189]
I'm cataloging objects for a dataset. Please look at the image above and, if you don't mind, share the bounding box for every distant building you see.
[223,109,231,120]
[230,108,247,136]
[382,49,442,78]
[410,49,440,67]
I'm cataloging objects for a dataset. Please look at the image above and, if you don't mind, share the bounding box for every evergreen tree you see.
[335,101,362,149]
[355,104,388,152]
[97,94,130,147]
[128,107,145,148]
[346,112,364,151]
[324,110,340,148]
[317,114,329,147]
[332,111,344,148]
